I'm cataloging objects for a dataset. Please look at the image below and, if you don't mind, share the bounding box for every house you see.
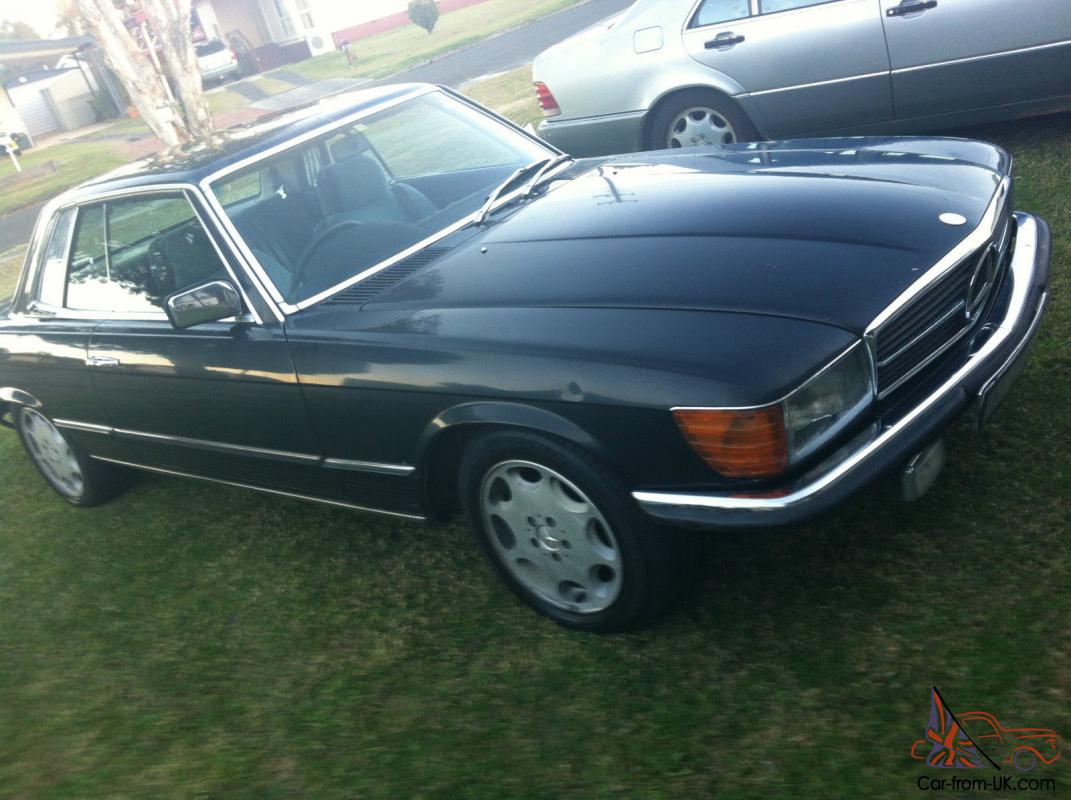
[193,0,486,71]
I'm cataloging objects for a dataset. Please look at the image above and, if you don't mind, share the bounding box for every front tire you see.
[460,430,693,632]
[648,89,759,150]
[15,407,129,507]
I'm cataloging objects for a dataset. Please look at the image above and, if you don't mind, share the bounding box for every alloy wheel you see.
[480,459,623,614]
[667,106,737,148]
[21,409,86,499]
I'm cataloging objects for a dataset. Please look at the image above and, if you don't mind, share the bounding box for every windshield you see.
[209,90,551,306]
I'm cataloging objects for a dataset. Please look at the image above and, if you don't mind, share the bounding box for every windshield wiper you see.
[519,154,573,199]
[475,157,558,225]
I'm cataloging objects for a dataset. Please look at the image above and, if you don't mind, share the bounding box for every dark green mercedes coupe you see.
[0,84,1051,630]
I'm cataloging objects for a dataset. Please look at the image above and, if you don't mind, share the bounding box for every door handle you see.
[887,0,936,16]
[705,32,745,49]
[86,355,120,368]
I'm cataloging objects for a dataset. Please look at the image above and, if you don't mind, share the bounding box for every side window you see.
[37,207,77,307]
[760,0,834,13]
[691,0,751,27]
[65,193,230,314]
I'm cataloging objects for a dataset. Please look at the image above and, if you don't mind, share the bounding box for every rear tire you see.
[460,429,694,632]
[648,89,759,150]
[15,407,130,507]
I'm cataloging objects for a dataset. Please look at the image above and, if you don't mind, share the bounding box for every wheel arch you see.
[642,84,764,149]
[416,401,613,521]
[0,385,43,428]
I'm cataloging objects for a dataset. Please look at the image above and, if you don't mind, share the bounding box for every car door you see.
[880,0,1071,119]
[65,189,328,496]
[0,205,131,462]
[682,0,893,137]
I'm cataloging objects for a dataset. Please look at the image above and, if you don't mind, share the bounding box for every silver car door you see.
[682,0,893,138]
[880,0,1071,119]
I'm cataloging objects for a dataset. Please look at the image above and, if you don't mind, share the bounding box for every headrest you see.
[317,154,390,215]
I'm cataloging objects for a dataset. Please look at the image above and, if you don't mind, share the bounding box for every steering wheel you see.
[145,246,176,299]
[290,220,365,297]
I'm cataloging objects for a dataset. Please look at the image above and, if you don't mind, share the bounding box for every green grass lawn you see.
[463,65,542,129]
[0,107,1069,796]
[0,140,128,217]
[279,0,585,83]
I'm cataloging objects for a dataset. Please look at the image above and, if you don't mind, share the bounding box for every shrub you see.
[408,0,440,34]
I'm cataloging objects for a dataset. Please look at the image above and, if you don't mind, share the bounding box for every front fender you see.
[416,401,612,470]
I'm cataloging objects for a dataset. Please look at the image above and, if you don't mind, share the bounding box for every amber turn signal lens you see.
[673,407,789,479]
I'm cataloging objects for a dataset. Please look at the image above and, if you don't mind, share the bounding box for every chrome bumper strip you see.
[90,456,425,521]
[632,213,1046,520]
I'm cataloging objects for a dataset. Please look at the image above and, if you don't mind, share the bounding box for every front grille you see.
[872,207,1014,398]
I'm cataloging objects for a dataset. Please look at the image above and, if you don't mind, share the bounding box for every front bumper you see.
[633,212,1052,529]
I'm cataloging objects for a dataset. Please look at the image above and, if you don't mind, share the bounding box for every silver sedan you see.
[532,0,1071,156]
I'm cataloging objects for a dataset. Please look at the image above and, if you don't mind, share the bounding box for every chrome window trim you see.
[14,183,270,325]
[890,38,1071,75]
[199,86,564,314]
[632,213,1045,516]
[685,0,753,29]
[90,456,425,521]
[866,178,1009,335]
[322,457,416,477]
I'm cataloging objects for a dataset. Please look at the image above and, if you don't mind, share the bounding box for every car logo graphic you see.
[910,687,1062,772]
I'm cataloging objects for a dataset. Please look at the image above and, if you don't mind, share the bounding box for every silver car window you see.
[760,0,838,13]
[691,0,751,27]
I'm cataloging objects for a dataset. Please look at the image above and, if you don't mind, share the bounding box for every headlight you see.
[674,342,874,479]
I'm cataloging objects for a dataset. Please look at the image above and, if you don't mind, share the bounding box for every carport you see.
[0,36,123,144]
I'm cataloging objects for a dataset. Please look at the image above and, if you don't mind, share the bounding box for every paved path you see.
[378,0,633,88]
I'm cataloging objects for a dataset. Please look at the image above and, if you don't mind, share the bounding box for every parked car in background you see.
[533,0,1071,156]
[196,39,241,85]
[0,85,1051,631]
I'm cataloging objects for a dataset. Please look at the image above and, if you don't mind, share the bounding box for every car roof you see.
[57,82,431,204]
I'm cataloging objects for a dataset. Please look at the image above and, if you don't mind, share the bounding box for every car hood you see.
[371,138,1008,333]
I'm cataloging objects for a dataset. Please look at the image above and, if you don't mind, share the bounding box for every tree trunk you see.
[143,0,214,140]
[76,0,214,147]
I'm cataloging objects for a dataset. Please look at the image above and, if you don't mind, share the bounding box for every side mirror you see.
[165,280,244,329]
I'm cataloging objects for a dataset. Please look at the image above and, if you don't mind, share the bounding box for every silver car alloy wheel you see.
[480,459,623,614]
[21,409,85,499]
[667,106,737,148]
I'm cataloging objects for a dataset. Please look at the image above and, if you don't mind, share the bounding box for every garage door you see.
[7,83,59,138]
